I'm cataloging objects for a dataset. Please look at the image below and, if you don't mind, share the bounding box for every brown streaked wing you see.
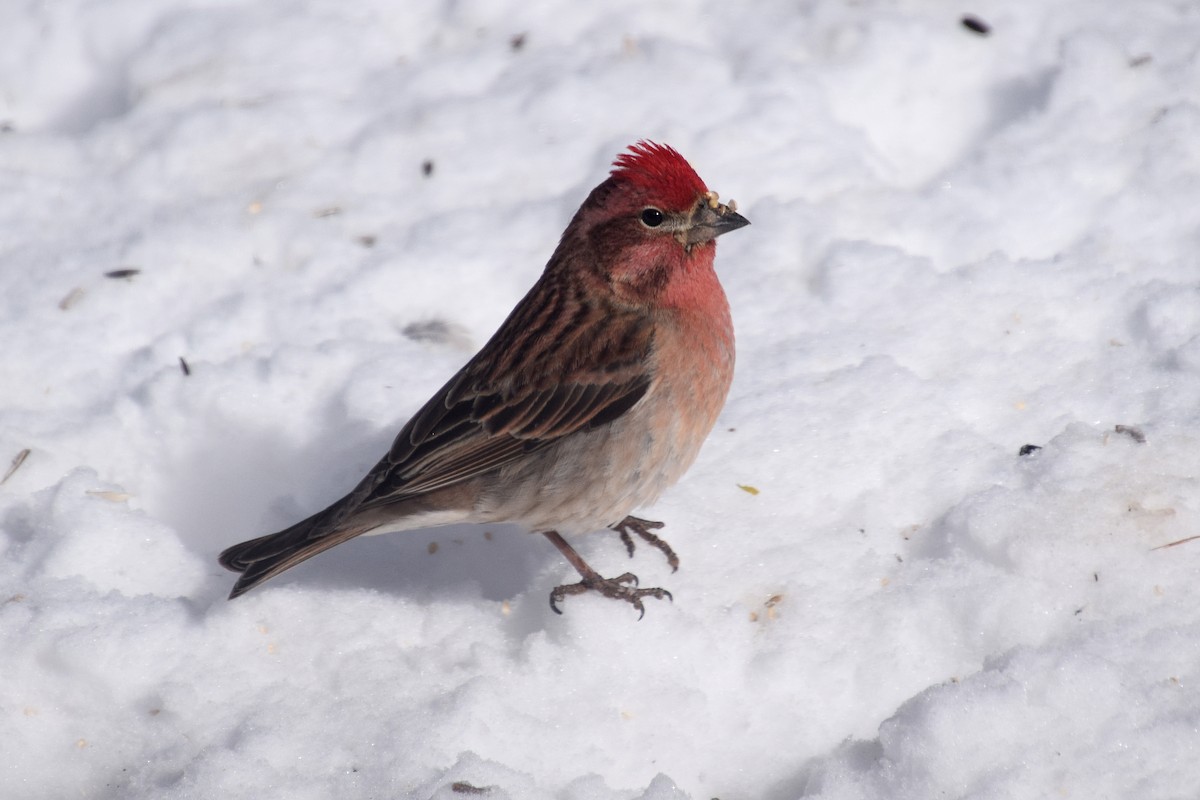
[361,297,655,509]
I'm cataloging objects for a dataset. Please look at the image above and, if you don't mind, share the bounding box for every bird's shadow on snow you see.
[271,521,547,604]
[151,405,550,609]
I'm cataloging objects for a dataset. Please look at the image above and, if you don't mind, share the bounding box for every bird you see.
[219,141,749,616]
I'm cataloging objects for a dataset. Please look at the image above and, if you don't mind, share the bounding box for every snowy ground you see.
[3,1,1200,797]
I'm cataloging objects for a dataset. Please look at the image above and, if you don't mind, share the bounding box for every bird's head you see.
[609,141,749,252]
[565,141,749,308]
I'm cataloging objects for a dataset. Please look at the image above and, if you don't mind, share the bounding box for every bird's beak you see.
[684,200,750,246]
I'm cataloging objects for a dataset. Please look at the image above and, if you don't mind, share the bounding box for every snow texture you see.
[3,1,1200,798]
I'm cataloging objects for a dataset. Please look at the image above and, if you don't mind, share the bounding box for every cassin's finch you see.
[220,141,749,616]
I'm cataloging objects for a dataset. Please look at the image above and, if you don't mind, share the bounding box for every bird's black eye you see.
[640,208,664,227]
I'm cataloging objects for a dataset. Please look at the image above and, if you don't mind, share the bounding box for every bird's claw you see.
[609,515,678,572]
[549,571,673,620]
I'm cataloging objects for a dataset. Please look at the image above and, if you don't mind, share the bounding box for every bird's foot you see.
[610,515,679,572]
[541,529,674,619]
[548,571,672,620]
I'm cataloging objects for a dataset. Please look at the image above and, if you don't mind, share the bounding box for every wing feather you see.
[363,287,655,510]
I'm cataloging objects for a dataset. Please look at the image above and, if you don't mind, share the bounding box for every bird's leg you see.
[609,515,679,572]
[541,530,672,619]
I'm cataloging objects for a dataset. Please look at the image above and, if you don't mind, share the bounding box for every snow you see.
[3,0,1200,797]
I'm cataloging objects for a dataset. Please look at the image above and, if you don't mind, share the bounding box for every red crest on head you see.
[610,141,708,211]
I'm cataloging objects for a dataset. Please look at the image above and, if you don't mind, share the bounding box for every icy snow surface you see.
[3,1,1200,798]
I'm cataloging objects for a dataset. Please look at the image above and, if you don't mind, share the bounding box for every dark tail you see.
[219,453,403,598]
[219,507,372,599]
